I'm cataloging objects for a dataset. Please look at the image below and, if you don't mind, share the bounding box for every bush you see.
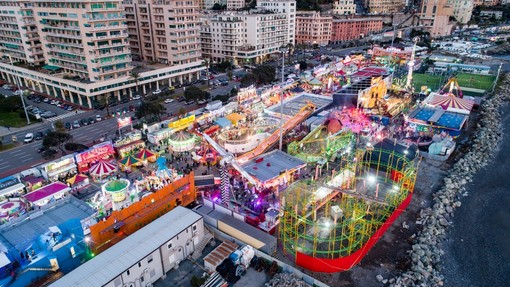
[65,142,88,152]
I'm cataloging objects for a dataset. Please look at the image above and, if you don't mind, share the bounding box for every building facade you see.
[0,0,204,108]
[333,0,356,15]
[122,0,202,65]
[201,1,296,65]
[227,0,244,10]
[0,0,44,65]
[367,0,405,14]
[330,17,383,43]
[419,0,454,37]
[295,12,332,47]
[257,0,296,46]
[451,0,474,24]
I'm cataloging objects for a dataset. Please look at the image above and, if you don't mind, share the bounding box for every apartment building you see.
[0,0,204,108]
[122,0,201,66]
[257,0,296,46]
[0,0,44,65]
[295,12,332,47]
[330,17,383,43]
[451,0,474,24]
[367,0,405,14]
[419,0,454,37]
[227,0,244,10]
[333,0,356,15]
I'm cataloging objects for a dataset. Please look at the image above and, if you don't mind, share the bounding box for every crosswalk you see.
[46,110,86,122]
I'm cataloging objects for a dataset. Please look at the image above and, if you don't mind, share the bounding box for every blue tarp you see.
[214,117,232,128]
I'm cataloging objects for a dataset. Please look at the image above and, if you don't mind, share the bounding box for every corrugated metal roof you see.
[49,206,201,287]
[241,150,306,182]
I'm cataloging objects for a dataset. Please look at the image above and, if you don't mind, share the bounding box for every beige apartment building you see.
[367,0,405,14]
[0,0,44,65]
[419,0,455,37]
[333,0,356,15]
[122,0,202,66]
[295,12,332,47]
[0,0,204,108]
[451,0,474,24]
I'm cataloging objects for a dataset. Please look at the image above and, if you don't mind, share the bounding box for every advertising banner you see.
[117,117,132,129]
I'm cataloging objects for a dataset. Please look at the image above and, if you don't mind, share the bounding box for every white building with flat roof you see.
[49,206,206,287]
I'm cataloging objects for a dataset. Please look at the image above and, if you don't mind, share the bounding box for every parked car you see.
[2,85,11,90]
[177,96,186,102]
[43,97,50,103]
[80,118,88,126]
[96,114,102,121]
[65,122,71,129]
[24,133,34,143]
[164,98,174,104]
[73,120,80,129]
[153,89,162,95]
[88,117,95,124]
[197,99,207,105]
[132,95,141,100]
[185,100,194,105]
[121,98,129,104]
[34,132,43,141]
[67,106,75,111]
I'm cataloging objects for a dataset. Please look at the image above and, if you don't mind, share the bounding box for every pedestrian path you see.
[46,110,86,122]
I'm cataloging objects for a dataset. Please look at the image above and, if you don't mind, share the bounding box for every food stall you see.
[0,176,25,198]
[21,175,45,192]
[75,141,115,173]
[114,131,145,158]
[66,174,90,191]
[23,182,71,207]
[39,154,77,181]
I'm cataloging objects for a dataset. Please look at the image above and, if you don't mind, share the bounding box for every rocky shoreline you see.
[385,74,510,287]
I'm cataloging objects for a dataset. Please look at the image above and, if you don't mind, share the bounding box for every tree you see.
[135,101,165,123]
[42,131,73,153]
[299,61,307,70]
[184,86,209,101]
[230,87,238,96]
[178,107,187,116]
[286,42,294,64]
[211,3,226,10]
[252,65,276,85]
[203,58,211,87]
[129,71,141,95]
[240,73,258,87]
[216,61,232,72]
[226,68,233,81]
[54,120,66,132]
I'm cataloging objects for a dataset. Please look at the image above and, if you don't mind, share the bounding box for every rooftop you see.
[0,197,95,252]
[266,93,332,117]
[50,206,202,287]
[241,150,306,183]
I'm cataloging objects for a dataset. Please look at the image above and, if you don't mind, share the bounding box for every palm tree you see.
[129,71,141,96]
[203,58,211,87]
[286,42,294,64]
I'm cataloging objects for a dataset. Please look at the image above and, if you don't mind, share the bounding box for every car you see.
[67,106,75,111]
[153,89,162,95]
[2,85,11,90]
[73,120,80,129]
[96,114,102,121]
[177,96,186,102]
[24,133,34,143]
[13,90,24,96]
[164,98,174,104]
[132,95,141,100]
[107,101,118,107]
[185,100,194,105]
[88,117,95,124]
[197,99,207,105]
[80,118,88,126]
[43,98,50,103]
[64,122,71,129]
[41,148,58,159]
[121,98,129,103]
[34,132,43,141]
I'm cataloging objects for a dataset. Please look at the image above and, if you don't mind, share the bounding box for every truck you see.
[215,245,255,285]
[205,100,223,112]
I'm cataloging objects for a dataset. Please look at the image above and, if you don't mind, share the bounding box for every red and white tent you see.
[89,161,117,178]
[426,93,474,115]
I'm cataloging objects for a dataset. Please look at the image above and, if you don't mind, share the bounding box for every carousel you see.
[167,132,197,152]
[99,178,137,211]
[89,160,118,182]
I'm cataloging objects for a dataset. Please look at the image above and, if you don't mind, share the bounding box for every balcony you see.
[88,15,126,22]
[238,45,256,52]
[93,50,130,58]
[49,46,84,56]
[44,25,80,31]
[91,24,128,31]
[45,32,82,40]
[91,32,129,41]
[49,41,83,49]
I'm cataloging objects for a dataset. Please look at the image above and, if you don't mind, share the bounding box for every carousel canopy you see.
[119,155,140,166]
[428,94,474,114]
[66,174,88,185]
[136,148,157,160]
[89,161,117,177]
[169,131,193,142]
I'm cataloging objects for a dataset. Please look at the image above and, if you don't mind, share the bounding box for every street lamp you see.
[278,45,289,151]
[7,54,30,125]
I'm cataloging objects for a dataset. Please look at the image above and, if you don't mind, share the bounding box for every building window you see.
[193,225,197,231]
[147,255,153,263]
[167,242,173,249]
[126,269,130,276]
[138,262,141,267]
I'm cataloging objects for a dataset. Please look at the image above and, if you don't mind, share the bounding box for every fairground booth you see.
[0,176,25,198]
[39,154,77,181]
[66,174,90,191]
[75,141,115,173]
[113,131,145,158]
[23,182,71,207]
[21,175,45,192]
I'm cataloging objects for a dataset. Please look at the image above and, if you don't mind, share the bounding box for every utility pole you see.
[278,46,289,151]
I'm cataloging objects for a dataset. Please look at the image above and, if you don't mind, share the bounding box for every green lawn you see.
[410,73,444,93]
[0,143,16,151]
[456,73,495,91]
[0,112,29,128]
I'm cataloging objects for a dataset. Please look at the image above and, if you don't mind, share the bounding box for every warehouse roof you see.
[50,206,202,287]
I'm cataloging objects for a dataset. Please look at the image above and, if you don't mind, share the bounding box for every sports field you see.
[411,73,443,92]
[456,73,495,91]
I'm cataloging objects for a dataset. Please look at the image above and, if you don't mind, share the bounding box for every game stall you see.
[24,182,71,207]
[39,154,77,181]
[75,141,115,173]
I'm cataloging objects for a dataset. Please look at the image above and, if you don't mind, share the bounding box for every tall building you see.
[367,0,405,13]
[32,0,132,82]
[295,11,332,47]
[419,0,454,37]
[0,0,44,65]
[0,0,204,108]
[451,0,474,24]
[122,0,202,66]
[257,0,296,45]
[227,0,244,10]
[333,0,356,15]
[330,17,383,43]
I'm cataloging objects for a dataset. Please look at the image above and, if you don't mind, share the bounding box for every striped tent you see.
[428,94,474,115]
[136,149,157,160]
[119,155,140,166]
[89,161,117,177]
